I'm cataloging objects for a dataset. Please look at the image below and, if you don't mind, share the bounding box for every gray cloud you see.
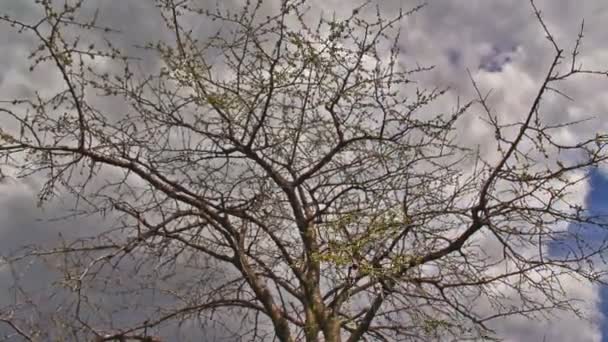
[1,0,608,341]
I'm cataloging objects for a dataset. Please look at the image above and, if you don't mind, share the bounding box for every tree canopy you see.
[1,0,608,341]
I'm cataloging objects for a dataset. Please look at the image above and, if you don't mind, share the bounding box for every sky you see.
[587,170,608,341]
[1,0,608,341]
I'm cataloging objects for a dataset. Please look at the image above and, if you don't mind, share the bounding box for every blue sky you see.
[587,170,608,341]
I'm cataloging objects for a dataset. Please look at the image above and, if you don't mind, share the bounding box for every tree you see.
[1,0,608,341]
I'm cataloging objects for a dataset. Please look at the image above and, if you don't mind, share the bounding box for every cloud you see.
[1,0,608,341]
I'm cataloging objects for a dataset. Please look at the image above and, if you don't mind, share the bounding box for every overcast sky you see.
[1,0,608,341]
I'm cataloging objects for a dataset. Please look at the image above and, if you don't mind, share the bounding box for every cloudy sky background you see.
[1,0,608,341]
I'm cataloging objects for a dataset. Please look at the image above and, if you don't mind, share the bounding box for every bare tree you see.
[1,0,608,341]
